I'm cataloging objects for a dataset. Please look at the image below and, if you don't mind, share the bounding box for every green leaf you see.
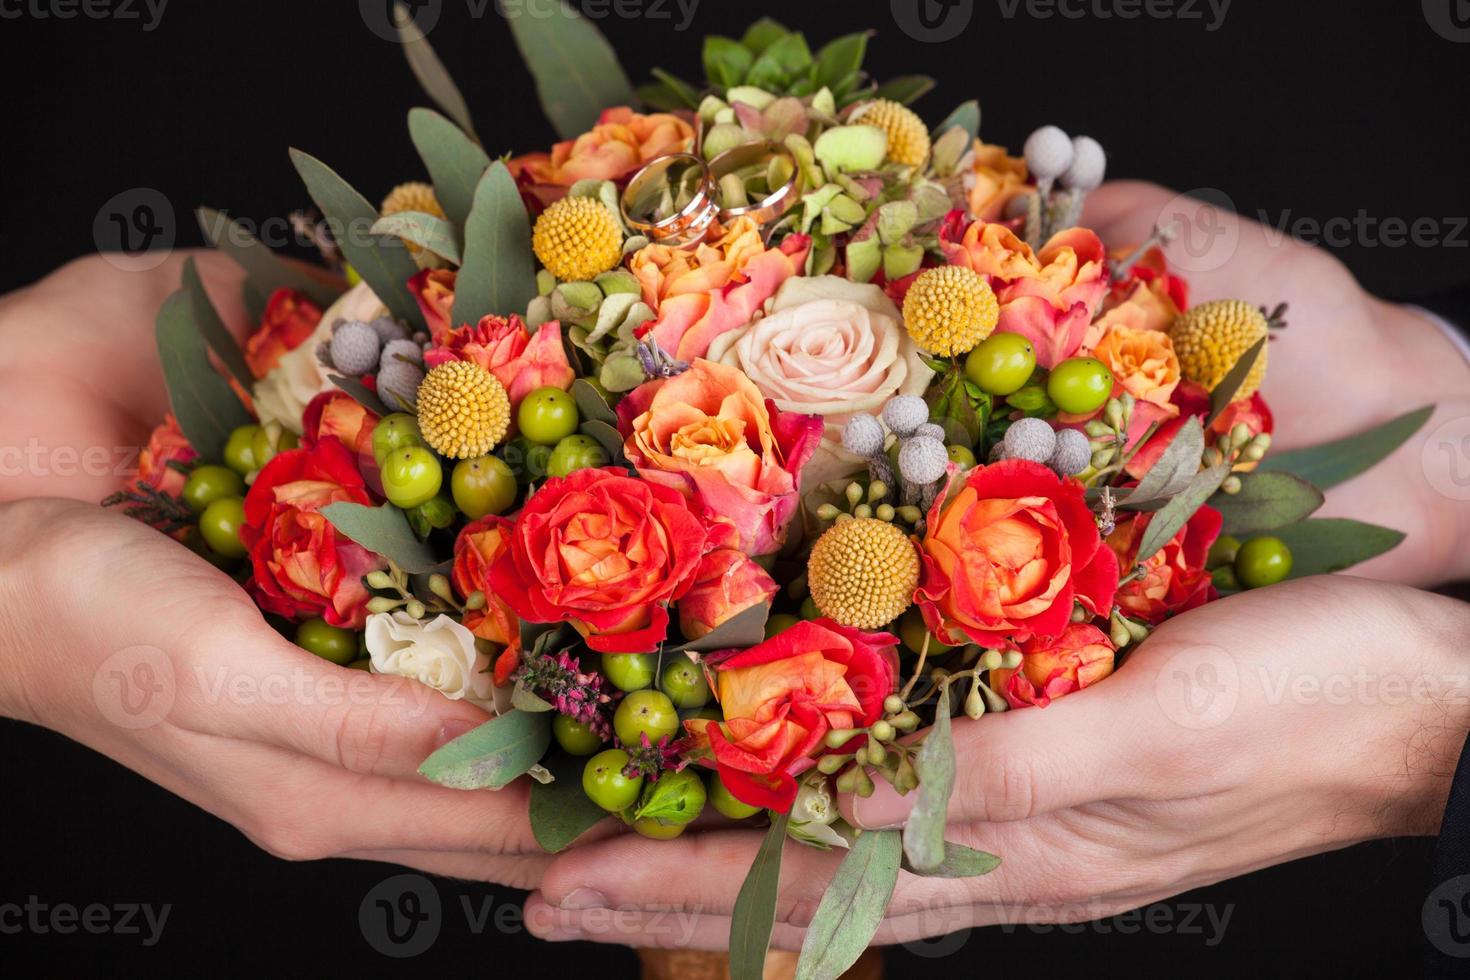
[649,68,702,109]
[393,2,478,141]
[729,812,789,980]
[180,256,251,389]
[1253,518,1405,578]
[1256,406,1434,490]
[871,75,935,106]
[634,772,705,822]
[740,17,789,55]
[1205,336,1266,425]
[330,374,393,417]
[418,709,551,790]
[155,290,254,459]
[794,829,902,980]
[241,279,269,323]
[507,0,635,140]
[370,210,462,264]
[670,601,770,656]
[1123,416,1204,508]
[512,682,554,712]
[452,161,538,326]
[747,33,811,91]
[319,502,439,573]
[1211,472,1324,535]
[289,149,426,330]
[1134,463,1232,563]
[195,206,341,309]
[925,366,990,446]
[1003,382,1055,417]
[635,82,689,112]
[579,419,628,468]
[407,107,491,228]
[571,378,618,427]
[934,100,981,140]
[811,32,868,92]
[704,35,755,89]
[901,841,1001,878]
[530,753,609,853]
[903,684,955,872]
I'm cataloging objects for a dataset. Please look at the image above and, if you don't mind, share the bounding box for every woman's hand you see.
[0,497,555,888]
[524,577,1470,948]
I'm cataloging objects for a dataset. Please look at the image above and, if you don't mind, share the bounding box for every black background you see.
[2,0,1468,976]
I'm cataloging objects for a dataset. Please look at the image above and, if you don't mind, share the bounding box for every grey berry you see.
[1049,427,1091,476]
[369,316,409,344]
[379,339,423,375]
[913,422,946,443]
[841,415,886,458]
[1024,126,1074,181]
[882,395,929,438]
[1060,136,1106,192]
[1002,417,1057,463]
[898,437,948,485]
[988,442,1009,463]
[376,359,425,412]
[329,320,382,376]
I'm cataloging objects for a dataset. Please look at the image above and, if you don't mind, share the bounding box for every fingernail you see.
[558,888,608,911]
[435,718,477,748]
[846,778,913,830]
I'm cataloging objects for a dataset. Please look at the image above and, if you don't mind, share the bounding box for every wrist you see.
[0,498,53,725]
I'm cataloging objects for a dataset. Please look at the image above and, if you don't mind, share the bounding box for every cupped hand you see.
[524,576,1470,948]
[0,497,553,888]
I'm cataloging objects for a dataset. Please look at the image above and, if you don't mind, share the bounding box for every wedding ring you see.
[708,141,801,225]
[619,153,719,247]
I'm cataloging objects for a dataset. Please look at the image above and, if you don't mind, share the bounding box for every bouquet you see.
[108,5,1433,977]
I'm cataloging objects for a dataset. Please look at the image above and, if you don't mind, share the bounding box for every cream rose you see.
[707,275,932,486]
[365,612,502,711]
[252,281,387,434]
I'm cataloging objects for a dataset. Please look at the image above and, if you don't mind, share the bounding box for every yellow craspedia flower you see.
[532,196,623,283]
[1169,299,1269,399]
[416,361,510,460]
[381,182,445,262]
[902,266,998,357]
[854,98,931,168]
[807,518,920,630]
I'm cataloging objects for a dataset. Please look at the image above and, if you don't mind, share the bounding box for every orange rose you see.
[509,106,695,207]
[617,359,821,555]
[301,390,379,462]
[632,217,811,360]
[1089,322,1181,409]
[452,515,523,685]
[677,547,780,641]
[410,268,457,344]
[424,313,575,416]
[966,141,1029,222]
[130,413,198,498]
[244,288,322,379]
[990,623,1116,708]
[1106,505,1222,625]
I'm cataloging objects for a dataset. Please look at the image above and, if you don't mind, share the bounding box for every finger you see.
[523,892,812,951]
[345,848,553,891]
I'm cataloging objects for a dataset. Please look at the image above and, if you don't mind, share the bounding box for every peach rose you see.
[677,548,780,641]
[424,313,574,416]
[1089,322,1181,409]
[966,141,1030,222]
[632,217,811,361]
[618,359,821,555]
[301,390,379,462]
[990,623,1116,708]
[509,106,695,207]
[451,515,523,685]
[131,413,198,498]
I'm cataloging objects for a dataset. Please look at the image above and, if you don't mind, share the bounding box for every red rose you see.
[1107,504,1223,624]
[240,438,385,628]
[687,619,899,812]
[991,623,1116,709]
[1124,381,1274,480]
[244,288,322,379]
[488,467,713,653]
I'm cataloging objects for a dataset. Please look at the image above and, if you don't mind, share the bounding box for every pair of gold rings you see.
[620,141,800,247]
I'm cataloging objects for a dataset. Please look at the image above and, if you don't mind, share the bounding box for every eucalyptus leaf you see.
[417,710,551,790]
[530,753,609,853]
[319,502,439,573]
[453,162,538,326]
[241,279,269,323]
[649,68,702,109]
[155,290,254,459]
[1211,472,1324,535]
[1134,463,1232,563]
[671,602,771,655]
[1206,336,1266,424]
[934,99,981,140]
[289,149,425,330]
[371,211,462,264]
[393,2,478,141]
[408,107,491,228]
[729,812,789,980]
[1254,518,1405,578]
[507,0,635,140]
[635,81,687,112]
[1123,416,1205,508]
[871,75,936,106]
[180,256,251,388]
[329,375,393,418]
[572,378,618,427]
[195,206,341,309]
[901,841,1001,878]
[512,682,554,713]
[795,829,902,980]
[903,685,955,872]
[1257,405,1433,490]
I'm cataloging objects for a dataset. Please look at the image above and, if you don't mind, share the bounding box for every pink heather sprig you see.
[621,732,689,782]
[514,649,614,739]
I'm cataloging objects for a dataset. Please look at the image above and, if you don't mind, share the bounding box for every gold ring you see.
[708,141,801,225]
[619,153,719,247]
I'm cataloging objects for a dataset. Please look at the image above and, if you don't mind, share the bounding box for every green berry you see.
[251,427,299,471]
[1046,357,1114,415]
[582,749,643,812]
[1234,536,1293,589]
[764,613,800,638]
[645,769,707,825]
[965,332,1036,395]
[946,444,977,469]
[380,446,443,509]
[1207,534,1242,570]
[614,690,680,747]
[1212,564,1241,592]
[451,455,517,519]
[601,652,657,692]
[295,617,358,665]
[707,771,761,820]
[372,413,423,465]
[659,657,711,709]
[198,496,247,559]
[553,714,605,756]
[799,596,820,620]
[631,817,686,839]
[546,434,610,478]
[504,437,553,483]
[899,607,952,654]
[517,386,580,445]
[182,464,245,514]
[223,425,262,475]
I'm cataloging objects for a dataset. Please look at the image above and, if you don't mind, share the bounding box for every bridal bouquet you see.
[109,5,1430,976]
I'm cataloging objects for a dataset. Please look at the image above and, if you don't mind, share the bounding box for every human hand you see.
[524,576,1470,948]
[1083,181,1470,586]
[0,497,554,888]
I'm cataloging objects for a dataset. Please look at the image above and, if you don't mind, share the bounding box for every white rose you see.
[707,275,933,486]
[365,612,499,711]
[252,281,388,433]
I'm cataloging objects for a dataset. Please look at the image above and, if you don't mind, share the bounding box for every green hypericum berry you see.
[198,496,247,559]
[223,425,262,475]
[295,618,358,665]
[707,771,761,820]
[1046,357,1113,415]
[517,387,580,446]
[899,607,951,654]
[601,652,656,692]
[582,749,642,812]
[613,690,679,747]
[553,714,605,756]
[642,769,707,825]
[182,465,245,514]
[1207,534,1242,570]
[1234,536,1292,589]
[451,454,517,519]
[965,332,1036,395]
[659,657,712,709]
[546,434,610,478]
[380,446,443,509]
[631,817,686,839]
[371,413,424,466]
[946,444,978,469]
[250,426,299,471]
[764,613,800,638]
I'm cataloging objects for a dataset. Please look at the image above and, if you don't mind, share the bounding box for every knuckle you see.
[326,702,393,775]
[975,751,1037,822]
